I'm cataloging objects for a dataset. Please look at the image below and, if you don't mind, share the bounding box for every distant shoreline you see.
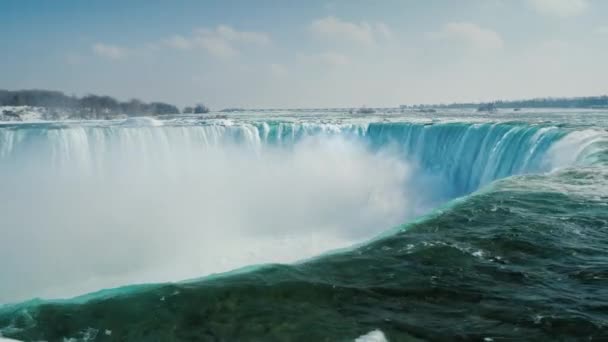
[405,95,608,111]
[1,88,607,121]
[0,89,208,121]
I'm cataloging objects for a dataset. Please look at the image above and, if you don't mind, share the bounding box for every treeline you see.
[490,96,608,109]
[0,89,210,119]
[409,95,608,109]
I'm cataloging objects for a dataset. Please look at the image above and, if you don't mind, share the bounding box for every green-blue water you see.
[1,109,607,341]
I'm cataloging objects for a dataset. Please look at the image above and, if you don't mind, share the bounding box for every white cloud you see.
[92,43,127,60]
[316,52,350,66]
[540,39,569,50]
[198,35,238,58]
[430,22,504,50]
[309,16,391,45]
[270,63,288,77]
[595,26,608,35]
[528,0,588,17]
[215,25,271,45]
[164,35,194,50]
[374,23,393,40]
[162,25,271,58]
[300,51,351,67]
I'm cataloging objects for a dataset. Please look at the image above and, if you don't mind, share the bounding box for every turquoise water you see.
[1,109,607,341]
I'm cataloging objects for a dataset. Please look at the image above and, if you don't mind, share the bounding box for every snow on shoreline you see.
[0,106,130,122]
[0,106,57,121]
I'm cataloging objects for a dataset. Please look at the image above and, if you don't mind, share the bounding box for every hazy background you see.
[1,0,607,108]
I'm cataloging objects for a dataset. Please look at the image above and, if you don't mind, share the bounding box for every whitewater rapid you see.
[0,114,606,303]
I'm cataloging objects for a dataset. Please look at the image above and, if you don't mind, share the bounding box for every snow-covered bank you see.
[0,106,65,122]
[0,106,131,122]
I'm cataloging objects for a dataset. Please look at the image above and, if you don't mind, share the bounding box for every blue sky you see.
[1,0,607,108]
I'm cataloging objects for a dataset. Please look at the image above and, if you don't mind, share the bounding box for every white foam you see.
[355,329,388,342]
[0,133,434,302]
[0,337,22,342]
[546,129,608,169]
[120,116,163,127]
